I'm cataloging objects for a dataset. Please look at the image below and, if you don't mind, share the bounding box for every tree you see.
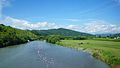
[46,35,61,44]
[0,24,38,47]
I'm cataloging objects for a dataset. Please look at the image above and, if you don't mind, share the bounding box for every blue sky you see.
[0,0,120,34]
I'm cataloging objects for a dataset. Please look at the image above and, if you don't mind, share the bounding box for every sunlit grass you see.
[57,40,120,68]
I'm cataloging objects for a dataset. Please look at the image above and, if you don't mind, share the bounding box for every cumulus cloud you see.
[0,16,59,30]
[66,20,120,34]
[66,25,79,30]
[82,22,120,33]
[0,16,120,34]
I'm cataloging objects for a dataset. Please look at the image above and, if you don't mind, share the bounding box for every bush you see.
[46,35,61,44]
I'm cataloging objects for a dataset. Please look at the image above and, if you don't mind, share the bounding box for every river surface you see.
[0,41,110,68]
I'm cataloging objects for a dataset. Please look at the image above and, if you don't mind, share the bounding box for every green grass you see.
[56,40,120,68]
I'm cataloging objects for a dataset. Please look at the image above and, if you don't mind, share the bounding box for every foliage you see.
[0,24,38,47]
[93,38,120,42]
[45,35,61,44]
[73,36,87,40]
[95,33,120,40]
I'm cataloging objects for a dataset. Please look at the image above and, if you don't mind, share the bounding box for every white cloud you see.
[0,16,120,34]
[0,0,10,18]
[66,20,120,34]
[0,16,59,30]
[66,25,79,30]
[64,19,80,22]
[83,20,120,33]
[0,0,3,18]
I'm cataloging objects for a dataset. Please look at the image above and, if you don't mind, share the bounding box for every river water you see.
[0,41,110,68]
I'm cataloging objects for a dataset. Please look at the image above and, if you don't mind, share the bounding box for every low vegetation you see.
[56,40,120,68]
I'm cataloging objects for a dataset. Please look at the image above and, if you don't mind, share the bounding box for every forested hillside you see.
[31,28,94,37]
[0,24,37,47]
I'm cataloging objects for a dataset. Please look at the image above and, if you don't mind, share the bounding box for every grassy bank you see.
[56,40,120,68]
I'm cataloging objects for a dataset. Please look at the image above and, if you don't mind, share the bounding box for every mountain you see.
[0,24,37,47]
[31,28,94,37]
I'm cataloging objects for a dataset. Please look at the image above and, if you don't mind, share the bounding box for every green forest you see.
[0,24,37,47]
[31,28,94,36]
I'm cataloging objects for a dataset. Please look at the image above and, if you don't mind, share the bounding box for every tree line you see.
[0,24,38,47]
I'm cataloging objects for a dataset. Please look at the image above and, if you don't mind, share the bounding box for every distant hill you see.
[31,28,94,37]
[96,33,120,38]
[95,33,113,37]
[112,33,120,37]
[0,24,37,47]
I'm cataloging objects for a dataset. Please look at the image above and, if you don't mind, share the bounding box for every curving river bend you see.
[0,41,110,68]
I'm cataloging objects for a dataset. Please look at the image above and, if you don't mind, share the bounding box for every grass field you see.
[56,40,120,68]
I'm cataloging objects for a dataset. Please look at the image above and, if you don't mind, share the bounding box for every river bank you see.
[56,40,120,68]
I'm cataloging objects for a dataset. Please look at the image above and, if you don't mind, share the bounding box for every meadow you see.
[57,40,120,68]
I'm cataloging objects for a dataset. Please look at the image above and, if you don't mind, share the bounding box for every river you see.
[0,41,110,68]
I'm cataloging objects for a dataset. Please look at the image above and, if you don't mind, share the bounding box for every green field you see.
[57,40,120,68]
